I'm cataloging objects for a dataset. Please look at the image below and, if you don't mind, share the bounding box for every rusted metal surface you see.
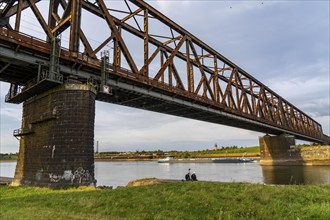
[0,0,328,144]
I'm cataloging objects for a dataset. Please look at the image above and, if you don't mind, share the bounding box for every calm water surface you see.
[1,161,329,187]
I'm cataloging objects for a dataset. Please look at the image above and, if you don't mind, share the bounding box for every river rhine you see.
[1,161,329,187]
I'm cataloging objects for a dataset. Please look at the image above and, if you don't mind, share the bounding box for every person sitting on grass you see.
[191,172,197,181]
[185,168,191,181]
[185,172,191,181]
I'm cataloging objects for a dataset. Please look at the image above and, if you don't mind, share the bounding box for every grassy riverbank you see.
[0,153,18,161]
[1,182,329,220]
[95,146,261,160]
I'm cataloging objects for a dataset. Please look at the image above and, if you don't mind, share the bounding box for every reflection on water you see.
[262,165,330,185]
[1,161,329,187]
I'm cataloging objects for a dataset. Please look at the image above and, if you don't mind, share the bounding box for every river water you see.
[1,161,329,187]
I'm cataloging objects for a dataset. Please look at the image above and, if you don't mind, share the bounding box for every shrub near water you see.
[0,182,329,220]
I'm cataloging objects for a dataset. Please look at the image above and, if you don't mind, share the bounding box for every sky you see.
[0,0,329,153]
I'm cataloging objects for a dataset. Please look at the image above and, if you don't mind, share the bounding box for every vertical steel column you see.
[14,0,23,31]
[186,39,194,93]
[48,0,59,40]
[213,56,219,102]
[49,37,61,80]
[234,70,240,111]
[168,62,172,86]
[250,80,256,115]
[101,51,109,87]
[160,50,164,83]
[69,0,81,52]
[113,27,122,71]
[143,9,148,77]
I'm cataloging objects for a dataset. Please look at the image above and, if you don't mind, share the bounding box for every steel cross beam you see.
[0,0,328,144]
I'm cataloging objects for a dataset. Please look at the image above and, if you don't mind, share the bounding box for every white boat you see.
[239,157,255,162]
[158,156,174,163]
[158,157,212,163]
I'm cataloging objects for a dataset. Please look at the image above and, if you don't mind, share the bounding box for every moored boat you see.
[211,158,255,163]
[158,157,254,163]
[158,156,174,163]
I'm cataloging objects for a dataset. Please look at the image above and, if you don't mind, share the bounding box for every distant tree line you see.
[0,153,18,160]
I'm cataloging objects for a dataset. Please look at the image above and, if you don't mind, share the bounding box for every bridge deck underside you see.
[0,60,37,83]
[96,86,315,142]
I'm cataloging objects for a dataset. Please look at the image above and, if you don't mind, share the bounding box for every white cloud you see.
[0,107,21,121]
[152,0,194,12]
[95,101,263,151]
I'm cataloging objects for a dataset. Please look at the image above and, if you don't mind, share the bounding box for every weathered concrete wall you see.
[12,82,96,187]
[298,146,330,165]
[260,135,330,165]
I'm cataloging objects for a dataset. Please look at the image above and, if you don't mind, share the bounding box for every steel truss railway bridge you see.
[0,0,329,186]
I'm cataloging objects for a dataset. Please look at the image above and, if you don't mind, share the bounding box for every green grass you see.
[1,182,329,220]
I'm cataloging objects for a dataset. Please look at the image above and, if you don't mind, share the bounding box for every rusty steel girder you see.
[0,0,328,143]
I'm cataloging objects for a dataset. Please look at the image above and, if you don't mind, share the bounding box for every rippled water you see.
[1,161,329,187]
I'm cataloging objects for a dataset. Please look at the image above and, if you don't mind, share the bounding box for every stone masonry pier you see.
[12,82,96,187]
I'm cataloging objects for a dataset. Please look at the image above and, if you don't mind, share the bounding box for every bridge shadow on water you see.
[261,165,330,185]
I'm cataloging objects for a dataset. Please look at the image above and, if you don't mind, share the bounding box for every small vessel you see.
[158,156,174,163]
[158,157,212,163]
[212,153,254,163]
[211,158,254,163]
[157,156,254,163]
[240,157,255,162]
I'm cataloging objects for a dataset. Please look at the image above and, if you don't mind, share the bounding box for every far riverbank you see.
[94,146,261,161]
[94,154,260,162]
[1,145,260,161]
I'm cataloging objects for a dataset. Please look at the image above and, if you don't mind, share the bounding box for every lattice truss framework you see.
[0,0,324,140]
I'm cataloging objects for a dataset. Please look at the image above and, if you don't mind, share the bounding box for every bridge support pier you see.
[12,81,97,187]
[259,134,299,165]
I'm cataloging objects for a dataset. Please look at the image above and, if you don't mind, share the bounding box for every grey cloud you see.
[300,98,330,118]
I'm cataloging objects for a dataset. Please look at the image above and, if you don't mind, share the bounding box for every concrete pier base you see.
[12,82,97,187]
[260,135,330,165]
[259,134,298,166]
